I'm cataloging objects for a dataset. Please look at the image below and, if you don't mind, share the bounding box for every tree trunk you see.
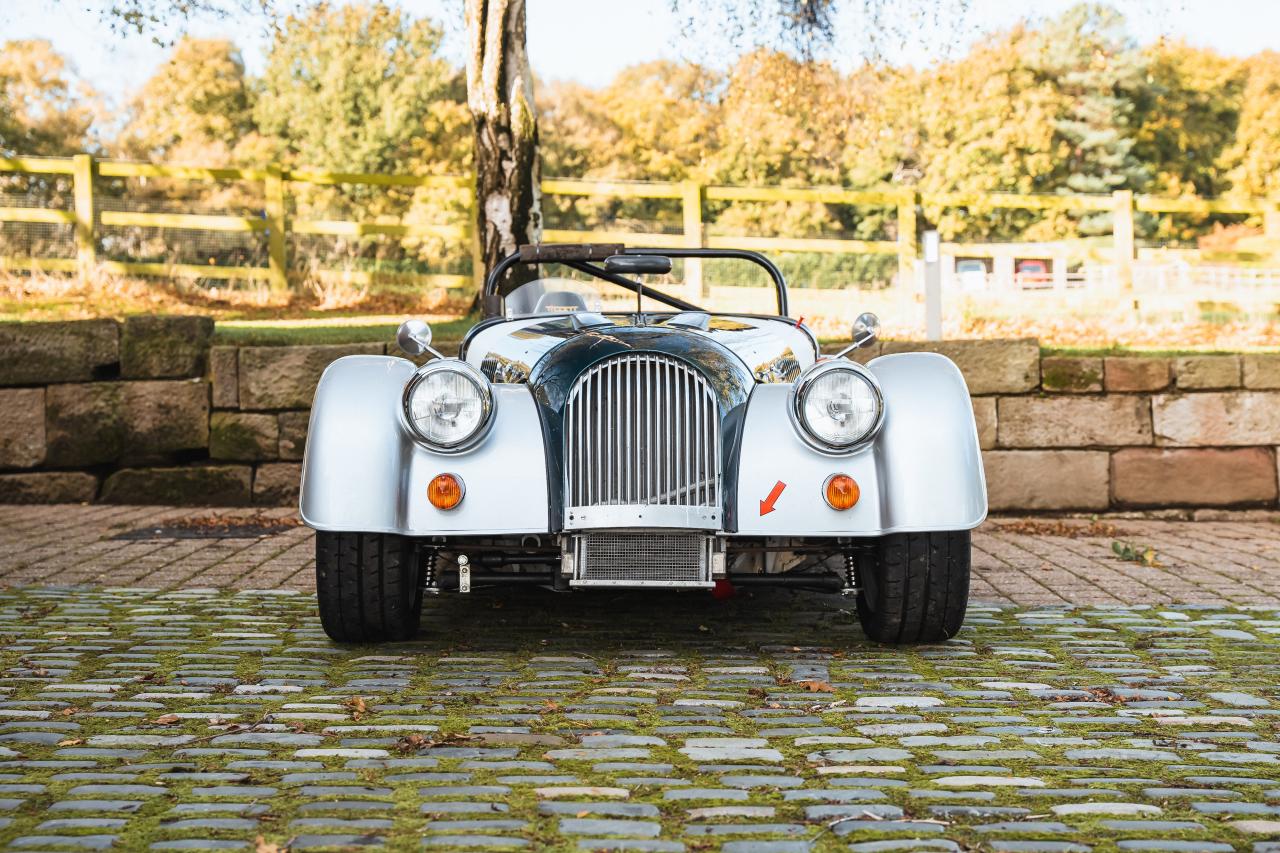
[465,0,541,317]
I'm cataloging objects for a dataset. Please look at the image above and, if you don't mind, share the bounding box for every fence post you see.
[897,192,917,287]
[681,180,705,301]
[264,166,288,292]
[1113,189,1135,290]
[923,230,942,341]
[71,154,95,279]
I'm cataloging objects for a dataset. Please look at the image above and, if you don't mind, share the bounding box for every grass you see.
[213,314,476,348]
[5,269,1280,353]
[1042,343,1280,357]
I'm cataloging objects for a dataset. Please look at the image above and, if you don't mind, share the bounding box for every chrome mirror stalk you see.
[831,312,880,360]
[397,318,444,360]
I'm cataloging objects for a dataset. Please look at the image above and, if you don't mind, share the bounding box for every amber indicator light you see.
[428,473,464,510]
[823,474,859,510]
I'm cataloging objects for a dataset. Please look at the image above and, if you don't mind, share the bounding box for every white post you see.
[923,230,941,341]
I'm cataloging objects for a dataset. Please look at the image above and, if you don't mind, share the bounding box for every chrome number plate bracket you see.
[458,555,471,594]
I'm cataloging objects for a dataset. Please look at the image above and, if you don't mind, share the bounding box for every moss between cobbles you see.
[0,593,1277,850]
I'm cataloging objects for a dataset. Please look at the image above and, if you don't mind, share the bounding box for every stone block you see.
[1153,392,1280,446]
[0,319,118,385]
[238,344,384,410]
[120,380,210,462]
[278,411,310,461]
[46,383,126,466]
[1112,447,1277,507]
[210,412,278,461]
[0,471,97,503]
[997,396,1152,448]
[1175,355,1241,390]
[120,315,214,379]
[1041,356,1102,393]
[47,380,208,467]
[983,450,1110,511]
[210,346,239,408]
[1243,354,1280,390]
[100,465,252,506]
[0,388,45,468]
[972,397,996,450]
[253,462,301,506]
[1105,357,1170,392]
[878,339,1040,394]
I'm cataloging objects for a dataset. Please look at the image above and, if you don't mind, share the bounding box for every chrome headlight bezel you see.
[787,360,886,455]
[401,359,495,454]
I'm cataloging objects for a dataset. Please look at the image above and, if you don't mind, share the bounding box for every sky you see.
[3,0,1280,108]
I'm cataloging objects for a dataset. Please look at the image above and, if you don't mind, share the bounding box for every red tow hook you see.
[711,578,736,600]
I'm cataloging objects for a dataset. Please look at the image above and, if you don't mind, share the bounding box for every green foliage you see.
[1112,539,1161,567]
[253,2,468,176]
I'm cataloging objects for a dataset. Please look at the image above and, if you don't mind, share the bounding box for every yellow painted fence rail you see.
[1,154,1278,293]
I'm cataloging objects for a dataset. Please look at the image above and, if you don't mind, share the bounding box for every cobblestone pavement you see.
[2,505,1280,606]
[0,589,1273,850]
[2,506,1280,849]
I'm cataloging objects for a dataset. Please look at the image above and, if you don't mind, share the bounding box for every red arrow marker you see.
[759,480,786,515]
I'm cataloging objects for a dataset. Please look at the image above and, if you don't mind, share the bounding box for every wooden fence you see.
[1,153,1277,294]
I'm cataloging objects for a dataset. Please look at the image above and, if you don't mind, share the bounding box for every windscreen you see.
[503,257,783,318]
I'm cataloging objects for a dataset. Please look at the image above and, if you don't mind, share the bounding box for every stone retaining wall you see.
[2,317,1278,511]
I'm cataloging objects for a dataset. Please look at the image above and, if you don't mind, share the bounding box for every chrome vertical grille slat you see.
[563,353,721,529]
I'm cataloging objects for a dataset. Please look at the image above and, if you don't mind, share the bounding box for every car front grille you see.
[568,531,712,587]
[563,353,721,529]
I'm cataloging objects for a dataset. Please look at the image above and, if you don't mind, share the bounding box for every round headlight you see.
[402,361,494,452]
[790,362,884,452]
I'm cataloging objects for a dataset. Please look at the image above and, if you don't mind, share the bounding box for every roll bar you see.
[484,244,789,317]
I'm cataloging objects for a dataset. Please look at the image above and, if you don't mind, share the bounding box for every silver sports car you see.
[300,244,987,644]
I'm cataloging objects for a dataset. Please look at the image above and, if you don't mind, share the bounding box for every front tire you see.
[316,531,422,642]
[856,531,970,644]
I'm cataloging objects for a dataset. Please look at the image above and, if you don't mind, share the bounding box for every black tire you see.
[316,531,422,642]
[855,531,970,644]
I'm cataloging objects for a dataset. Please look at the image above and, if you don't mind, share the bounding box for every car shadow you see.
[407,584,875,654]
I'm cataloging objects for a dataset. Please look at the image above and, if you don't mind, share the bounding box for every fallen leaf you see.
[797,680,835,693]
[254,836,285,853]
[152,714,180,726]
[394,734,431,753]
[57,738,83,746]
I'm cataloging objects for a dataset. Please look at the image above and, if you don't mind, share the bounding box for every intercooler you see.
[564,531,714,587]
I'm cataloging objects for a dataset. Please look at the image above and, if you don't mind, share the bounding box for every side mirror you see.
[604,254,673,275]
[852,312,879,348]
[397,319,440,358]
[832,312,880,360]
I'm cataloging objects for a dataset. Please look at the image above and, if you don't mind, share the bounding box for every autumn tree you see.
[116,38,255,163]
[0,40,99,156]
[1223,51,1280,200]
[1133,40,1243,199]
